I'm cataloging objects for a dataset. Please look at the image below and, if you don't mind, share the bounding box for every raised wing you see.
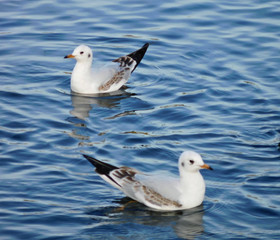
[114,43,149,73]
[96,43,149,93]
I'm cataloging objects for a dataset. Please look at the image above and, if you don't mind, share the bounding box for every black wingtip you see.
[83,154,118,175]
[83,154,97,167]
[127,42,149,73]
[141,43,149,50]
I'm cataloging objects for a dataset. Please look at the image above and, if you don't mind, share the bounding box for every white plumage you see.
[64,43,149,94]
[83,151,213,211]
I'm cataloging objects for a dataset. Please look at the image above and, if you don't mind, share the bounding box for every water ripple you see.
[1,0,280,239]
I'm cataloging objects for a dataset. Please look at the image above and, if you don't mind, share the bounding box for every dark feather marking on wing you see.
[113,56,135,67]
[142,186,182,208]
[112,165,182,208]
[112,167,138,182]
[112,43,149,73]
[98,70,126,91]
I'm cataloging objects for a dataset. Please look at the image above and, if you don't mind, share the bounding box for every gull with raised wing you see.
[64,43,149,94]
[83,151,213,211]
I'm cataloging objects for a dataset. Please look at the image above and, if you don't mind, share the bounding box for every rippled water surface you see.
[1,0,280,239]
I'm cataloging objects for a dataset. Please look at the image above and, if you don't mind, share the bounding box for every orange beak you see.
[200,164,213,170]
[64,54,75,59]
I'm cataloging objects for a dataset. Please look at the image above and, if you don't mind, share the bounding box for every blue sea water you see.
[1,0,280,239]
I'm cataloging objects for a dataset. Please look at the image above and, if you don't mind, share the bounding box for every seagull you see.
[83,151,213,211]
[64,43,149,94]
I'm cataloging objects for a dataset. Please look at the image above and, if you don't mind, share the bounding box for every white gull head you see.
[179,151,212,174]
[69,45,93,63]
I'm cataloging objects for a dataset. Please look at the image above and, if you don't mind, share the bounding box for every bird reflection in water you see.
[70,89,134,120]
[66,89,136,144]
[86,197,205,240]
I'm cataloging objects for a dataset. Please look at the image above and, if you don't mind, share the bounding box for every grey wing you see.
[98,56,136,92]
[135,174,182,205]
[110,168,182,209]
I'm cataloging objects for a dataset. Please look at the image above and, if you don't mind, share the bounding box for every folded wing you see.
[83,154,182,210]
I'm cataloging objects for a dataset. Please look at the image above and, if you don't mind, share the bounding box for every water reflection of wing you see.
[70,89,133,120]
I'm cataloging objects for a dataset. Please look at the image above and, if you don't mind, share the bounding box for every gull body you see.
[64,43,149,94]
[83,151,212,211]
